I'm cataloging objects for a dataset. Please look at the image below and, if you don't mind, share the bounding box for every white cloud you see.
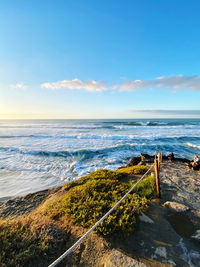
[120,75,200,91]
[41,75,200,92]
[9,83,27,90]
[41,78,107,92]
[129,109,200,115]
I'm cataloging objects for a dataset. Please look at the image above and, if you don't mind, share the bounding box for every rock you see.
[140,153,153,159]
[163,201,190,212]
[192,164,200,171]
[168,153,175,161]
[104,249,149,267]
[174,157,191,163]
[140,153,154,163]
[191,230,200,241]
[166,259,176,266]
[139,212,154,224]
[190,250,200,259]
[155,247,167,259]
[127,157,141,167]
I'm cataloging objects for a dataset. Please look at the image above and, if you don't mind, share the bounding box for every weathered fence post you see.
[155,152,161,198]
[158,152,161,171]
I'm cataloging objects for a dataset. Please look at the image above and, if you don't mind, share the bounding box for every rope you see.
[48,164,154,267]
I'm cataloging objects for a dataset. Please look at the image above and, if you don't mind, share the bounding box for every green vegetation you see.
[0,166,156,266]
[117,165,149,175]
[0,217,63,267]
[62,169,126,191]
[44,168,156,236]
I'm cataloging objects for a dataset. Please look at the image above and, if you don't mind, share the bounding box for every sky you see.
[1,0,200,119]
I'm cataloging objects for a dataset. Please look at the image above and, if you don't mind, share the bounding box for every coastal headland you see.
[0,154,200,267]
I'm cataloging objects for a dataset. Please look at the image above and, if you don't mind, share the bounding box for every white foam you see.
[186,142,200,149]
[1,119,200,198]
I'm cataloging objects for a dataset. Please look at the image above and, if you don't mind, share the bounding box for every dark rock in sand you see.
[192,164,200,171]
[168,152,175,161]
[174,157,191,164]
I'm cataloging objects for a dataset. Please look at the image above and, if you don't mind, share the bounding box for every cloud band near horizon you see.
[41,75,200,92]
[129,109,200,115]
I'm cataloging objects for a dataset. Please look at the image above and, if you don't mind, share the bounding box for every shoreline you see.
[0,152,192,203]
[0,153,197,219]
[0,153,200,266]
[0,152,195,205]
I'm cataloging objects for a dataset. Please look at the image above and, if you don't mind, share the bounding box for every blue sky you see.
[1,0,200,119]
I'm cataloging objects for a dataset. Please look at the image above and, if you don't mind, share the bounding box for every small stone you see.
[139,212,154,224]
[155,247,167,259]
[163,201,190,212]
[190,250,200,259]
[166,259,176,266]
[191,230,200,241]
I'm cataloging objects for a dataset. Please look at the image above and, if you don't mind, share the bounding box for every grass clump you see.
[135,175,157,198]
[0,220,48,266]
[117,165,149,175]
[44,169,155,237]
[62,169,126,191]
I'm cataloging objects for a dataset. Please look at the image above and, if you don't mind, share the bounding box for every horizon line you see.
[0,117,200,120]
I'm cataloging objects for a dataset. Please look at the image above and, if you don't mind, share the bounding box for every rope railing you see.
[48,163,154,267]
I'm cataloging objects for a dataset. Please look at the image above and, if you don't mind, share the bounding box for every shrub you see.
[0,217,67,267]
[44,169,155,237]
[117,165,149,175]
[0,220,46,266]
[134,175,156,198]
[60,179,149,236]
[62,169,126,191]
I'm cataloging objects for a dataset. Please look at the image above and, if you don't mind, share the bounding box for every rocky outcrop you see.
[104,249,149,267]
[163,201,190,212]
[127,153,193,168]
[126,156,141,167]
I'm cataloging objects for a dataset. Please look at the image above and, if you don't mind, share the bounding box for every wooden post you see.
[155,155,161,198]
[158,152,161,171]
[161,152,163,162]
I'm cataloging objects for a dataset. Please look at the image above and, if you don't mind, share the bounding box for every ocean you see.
[0,119,200,199]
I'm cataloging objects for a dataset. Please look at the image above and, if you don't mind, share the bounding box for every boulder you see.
[139,212,154,224]
[127,157,141,167]
[174,157,191,164]
[104,249,149,267]
[168,152,175,161]
[163,201,190,212]
[140,153,153,160]
[155,247,167,259]
[192,164,200,171]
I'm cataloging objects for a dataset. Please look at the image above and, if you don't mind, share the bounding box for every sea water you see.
[0,119,200,198]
